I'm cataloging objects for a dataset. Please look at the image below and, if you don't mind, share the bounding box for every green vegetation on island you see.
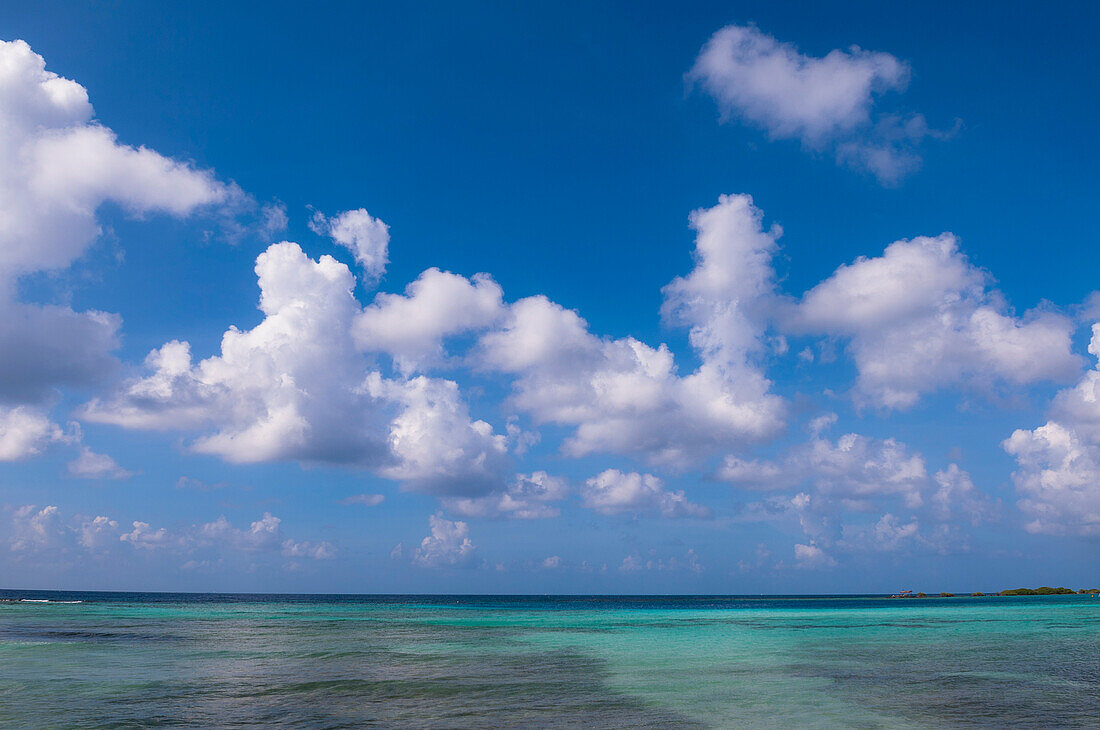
[999,586,1076,596]
[889,586,1098,598]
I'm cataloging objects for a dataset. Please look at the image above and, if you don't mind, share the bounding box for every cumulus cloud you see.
[581,469,710,519]
[4,504,334,564]
[442,471,569,519]
[721,431,930,509]
[793,542,836,569]
[365,374,510,496]
[689,24,948,183]
[0,40,244,407]
[476,194,785,466]
[355,268,504,373]
[412,513,478,568]
[1002,327,1100,537]
[84,243,389,463]
[0,406,67,460]
[310,208,390,282]
[793,234,1080,409]
[84,241,510,496]
[727,427,994,558]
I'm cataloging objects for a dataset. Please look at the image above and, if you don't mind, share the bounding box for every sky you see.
[0,1,1097,594]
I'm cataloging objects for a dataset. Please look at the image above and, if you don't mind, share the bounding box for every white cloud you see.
[84,241,509,496]
[721,432,930,509]
[476,195,784,466]
[281,539,336,560]
[0,40,242,406]
[412,513,478,568]
[84,242,391,464]
[793,542,836,568]
[541,555,562,569]
[8,505,64,552]
[794,234,1079,408]
[339,493,385,507]
[442,471,569,519]
[728,426,993,559]
[67,446,132,479]
[120,521,173,550]
[310,208,390,282]
[1004,414,1100,538]
[0,406,66,460]
[690,24,947,183]
[581,469,710,519]
[77,515,120,550]
[355,268,504,373]
[365,374,510,496]
[618,548,703,573]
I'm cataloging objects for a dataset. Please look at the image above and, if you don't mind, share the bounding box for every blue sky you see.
[0,2,1096,593]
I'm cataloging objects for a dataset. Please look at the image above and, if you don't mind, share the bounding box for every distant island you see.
[891,586,1099,598]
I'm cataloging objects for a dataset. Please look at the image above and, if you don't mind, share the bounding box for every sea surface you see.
[0,591,1097,728]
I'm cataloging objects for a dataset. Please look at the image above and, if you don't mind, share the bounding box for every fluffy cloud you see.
[721,431,930,509]
[793,542,836,569]
[4,504,334,563]
[690,24,945,183]
[1002,327,1100,537]
[0,406,67,460]
[84,243,388,463]
[727,425,994,558]
[412,513,478,568]
[84,241,510,495]
[442,471,569,519]
[310,208,390,282]
[67,446,132,479]
[355,268,504,373]
[477,194,785,466]
[0,40,241,406]
[365,374,510,496]
[794,234,1079,409]
[581,469,710,519]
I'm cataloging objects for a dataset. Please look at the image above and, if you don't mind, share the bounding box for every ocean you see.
[0,591,1097,728]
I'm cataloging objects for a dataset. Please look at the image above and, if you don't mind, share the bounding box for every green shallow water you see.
[0,593,1097,728]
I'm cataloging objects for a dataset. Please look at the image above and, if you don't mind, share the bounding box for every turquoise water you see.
[0,593,1097,728]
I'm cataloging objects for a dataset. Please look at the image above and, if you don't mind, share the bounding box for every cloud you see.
[355,268,504,373]
[339,493,385,507]
[619,548,703,573]
[412,513,478,568]
[689,24,948,183]
[442,471,569,519]
[67,445,132,479]
[721,431,931,508]
[4,504,334,564]
[84,242,391,464]
[793,542,836,569]
[310,208,390,282]
[120,521,174,550]
[793,234,1080,409]
[727,427,994,558]
[7,505,65,552]
[1002,328,1100,537]
[476,194,785,466]
[281,539,336,560]
[0,40,244,407]
[84,241,510,496]
[0,406,67,460]
[581,469,710,519]
[364,374,510,496]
